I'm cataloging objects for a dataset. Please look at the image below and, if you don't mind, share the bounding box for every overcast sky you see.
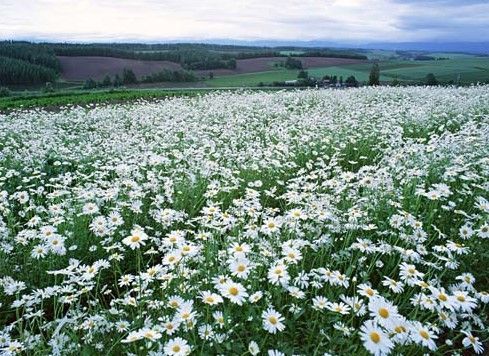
[1,0,488,43]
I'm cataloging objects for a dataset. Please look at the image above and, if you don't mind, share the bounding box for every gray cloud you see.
[0,0,487,42]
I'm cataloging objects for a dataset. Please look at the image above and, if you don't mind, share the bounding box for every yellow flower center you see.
[131,235,140,243]
[394,325,406,333]
[370,332,381,344]
[269,316,278,325]
[378,308,389,319]
[237,264,246,272]
[457,295,465,302]
[438,294,448,302]
[420,330,430,340]
[229,287,239,296]
[172,345,181,352]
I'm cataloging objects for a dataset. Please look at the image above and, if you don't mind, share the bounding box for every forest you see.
[0,42,60,85]
[0,41,367,85]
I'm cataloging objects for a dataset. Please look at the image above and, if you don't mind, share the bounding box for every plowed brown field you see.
[58,56,367,81]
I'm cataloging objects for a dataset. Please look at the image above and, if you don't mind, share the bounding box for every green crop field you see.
[205,69,299,87]
[380,58,489,82]
[205,56,489,87]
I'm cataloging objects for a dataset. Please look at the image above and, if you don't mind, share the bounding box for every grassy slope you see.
[205,69,298,87]
[382,58,489,82]
[205,57,489,87]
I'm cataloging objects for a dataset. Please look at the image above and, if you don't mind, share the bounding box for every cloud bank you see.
[1,0,488,42]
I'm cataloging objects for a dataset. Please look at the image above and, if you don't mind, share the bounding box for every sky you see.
[0,0,488,43]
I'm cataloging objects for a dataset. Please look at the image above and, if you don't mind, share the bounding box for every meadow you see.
[0,86,488,355]
[206,57,489,87]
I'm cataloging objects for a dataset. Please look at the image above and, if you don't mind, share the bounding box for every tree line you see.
[294,50,367,60]
[49,43,366,69]
[52,45,240,70]
[0,41,60,71]
[83,68,198,89]
[0,42,60,85]
[0,56,58,85]
[0,41,368,86]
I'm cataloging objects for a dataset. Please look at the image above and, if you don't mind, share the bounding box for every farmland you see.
[0,86,488,355]
[58,56,182,81]
[2,41,489,93]
[57,55,366,81]
[207,57,489,87]
[52,53,489,87]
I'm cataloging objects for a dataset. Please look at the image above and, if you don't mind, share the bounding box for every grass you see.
[205,69,299,87]
[205,56,489,87]
[381,58,489,82]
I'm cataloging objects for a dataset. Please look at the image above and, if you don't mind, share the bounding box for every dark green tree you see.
[122,68,137,84]
[42,82,55,93]
[83,78,97,89]
[113,74,122,87]
[297,70,309,79]
[0,56,57,85]
[0,86,10,97]
[368,62,380,86]
[285,56,303,70]
[102,74,112,87]
[345,75,359,87]
[425,73,438,86]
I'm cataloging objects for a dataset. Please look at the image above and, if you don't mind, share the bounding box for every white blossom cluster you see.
[0,86,488,355]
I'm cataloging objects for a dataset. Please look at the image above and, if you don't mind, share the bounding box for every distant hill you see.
[170,39,489,55]
[360,42,489,55]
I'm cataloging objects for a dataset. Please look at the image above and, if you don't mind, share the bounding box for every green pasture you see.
[205,56,489,86]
